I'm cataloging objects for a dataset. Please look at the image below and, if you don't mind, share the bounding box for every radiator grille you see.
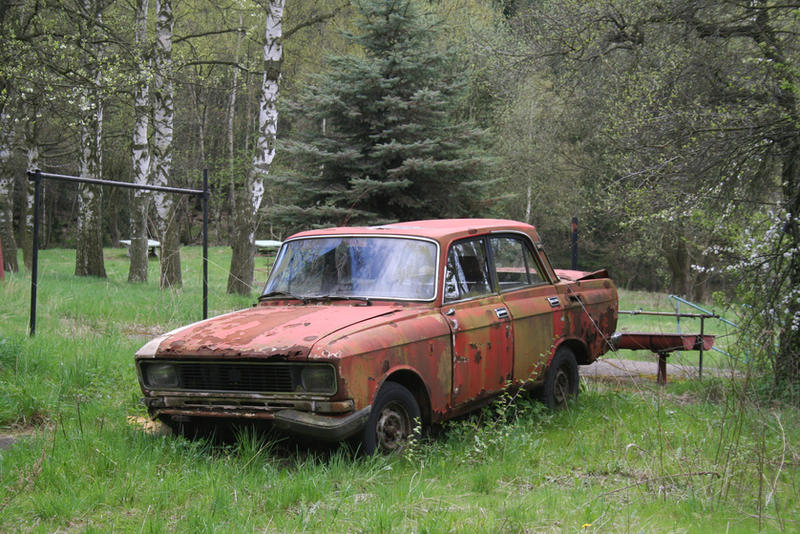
[142,362,299,393]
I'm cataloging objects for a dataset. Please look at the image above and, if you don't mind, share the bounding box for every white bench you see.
[255,239,283,253]
[120,239,161,257]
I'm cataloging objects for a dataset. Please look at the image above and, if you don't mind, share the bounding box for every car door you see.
[489,235,556,385]
[442,238,513,406]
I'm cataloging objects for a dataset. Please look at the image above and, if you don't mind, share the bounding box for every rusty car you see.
[135,219,619,453]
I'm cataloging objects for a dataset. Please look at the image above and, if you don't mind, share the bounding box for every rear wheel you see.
[540,347,579,409]
[361,382,420,455]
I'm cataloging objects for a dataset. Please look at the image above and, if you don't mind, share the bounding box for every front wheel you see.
[540,347,579,409]
[361,382,421,455]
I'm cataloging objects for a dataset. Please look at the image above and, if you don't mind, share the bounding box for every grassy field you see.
[0,248,797,532]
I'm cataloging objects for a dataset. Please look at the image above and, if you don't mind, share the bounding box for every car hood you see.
[147,304,399,360]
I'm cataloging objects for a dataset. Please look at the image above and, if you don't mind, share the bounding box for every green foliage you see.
[281,0,496,227]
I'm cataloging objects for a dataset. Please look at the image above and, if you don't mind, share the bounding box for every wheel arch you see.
[553,338,590,365]
[383,369,431,427]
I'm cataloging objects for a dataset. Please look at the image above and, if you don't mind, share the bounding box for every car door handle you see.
[495,307,509,320]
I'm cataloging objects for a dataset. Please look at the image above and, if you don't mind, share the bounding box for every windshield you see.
[263,236,438,300]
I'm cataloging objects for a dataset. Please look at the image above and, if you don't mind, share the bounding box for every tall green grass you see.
[1,248,797,532]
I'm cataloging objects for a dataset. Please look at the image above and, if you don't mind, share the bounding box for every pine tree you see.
[285,0,493,226]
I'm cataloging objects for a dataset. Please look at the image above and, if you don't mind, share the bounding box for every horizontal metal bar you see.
[27,170,204,196]
[668,295,738,328]
[619,310,718,319]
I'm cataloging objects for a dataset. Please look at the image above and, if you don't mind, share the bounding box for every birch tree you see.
[152,0,181,289]
[128,0,151,283]
[226,0,284,295]
[0,101,17,273]
[74,0,107,278]
[21,117,40,272]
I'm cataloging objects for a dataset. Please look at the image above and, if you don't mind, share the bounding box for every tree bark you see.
[663,233,690,297]
[227,0,283,295]
[776,137,800,386]
[0,106,17,273]
[128,0,151,283]
[21,128,38,272]
[74,0,106,278]
[75,82,107,278]
[152,0,181,289]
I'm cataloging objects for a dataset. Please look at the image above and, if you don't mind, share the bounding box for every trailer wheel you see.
[541,347,579,409]
[361,382,420,455]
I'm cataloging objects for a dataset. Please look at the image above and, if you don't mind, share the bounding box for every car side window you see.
[444,239,492,302]
[490,236,545,290]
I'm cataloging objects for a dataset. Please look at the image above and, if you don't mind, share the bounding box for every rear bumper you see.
[273,406,371,442]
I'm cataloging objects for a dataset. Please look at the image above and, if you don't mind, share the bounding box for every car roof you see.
[287,218,540,243]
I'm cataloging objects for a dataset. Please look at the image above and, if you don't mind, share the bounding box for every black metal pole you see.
[202,169,209,320]
[571,217,578,270]
[699,316,705,380]
[29,170,42,337]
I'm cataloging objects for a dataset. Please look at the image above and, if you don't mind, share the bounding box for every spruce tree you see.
[285,0,493,226]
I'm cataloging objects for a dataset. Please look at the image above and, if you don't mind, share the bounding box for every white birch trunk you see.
[128,0,151,283]
[75,80,107,277]
[152,0,181,288]
[20,116,40,272]
[74,0,106,278]
[227,0,283,295]
[0,106,18,272]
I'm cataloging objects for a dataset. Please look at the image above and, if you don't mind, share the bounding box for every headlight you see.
[144,363,179,388]
[300,366,336,394]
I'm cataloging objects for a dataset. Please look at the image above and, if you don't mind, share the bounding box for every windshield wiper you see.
[305,295,372,305]
[258,291,303,301]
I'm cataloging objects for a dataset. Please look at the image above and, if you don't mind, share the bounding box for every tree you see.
[128,0,152,283]
[509,0,800,387]
[152,0,181,289]
[226,0,284,296]
[72,0,109,278]
[283,0,494,227]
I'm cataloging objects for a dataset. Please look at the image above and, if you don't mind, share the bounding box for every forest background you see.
[0,0,798,394]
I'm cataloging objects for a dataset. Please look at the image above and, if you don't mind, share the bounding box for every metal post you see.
[571,216,578,270]
[698,316,705,380]
[202,169,209,320]
[29,170,42,336]
[657,352,667,385]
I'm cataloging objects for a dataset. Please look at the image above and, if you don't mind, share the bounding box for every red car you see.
[135,219,618,453]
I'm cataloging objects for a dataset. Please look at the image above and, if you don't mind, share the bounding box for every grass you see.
[1,248,798,532]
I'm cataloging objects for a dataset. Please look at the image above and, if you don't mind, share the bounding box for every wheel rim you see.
[553,367,570,405]
[375,400,411,453]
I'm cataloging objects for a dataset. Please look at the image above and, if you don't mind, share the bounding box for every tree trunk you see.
[152,0,181,289]
[663,233,690,297]
[776,137,800,386]
[75,83,107,278]
[21,137,37,272]
[227,0,283,295]
[128,0,151,283]
[0,108,17,273]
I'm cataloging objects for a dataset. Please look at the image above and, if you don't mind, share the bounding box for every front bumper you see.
[143,394,369,441]
[273,407,371,441]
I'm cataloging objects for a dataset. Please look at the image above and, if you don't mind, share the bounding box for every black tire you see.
[361,382,421,455]
[540,347,579,409]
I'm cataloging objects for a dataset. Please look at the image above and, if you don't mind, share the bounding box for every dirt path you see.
[581,357,737,380]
